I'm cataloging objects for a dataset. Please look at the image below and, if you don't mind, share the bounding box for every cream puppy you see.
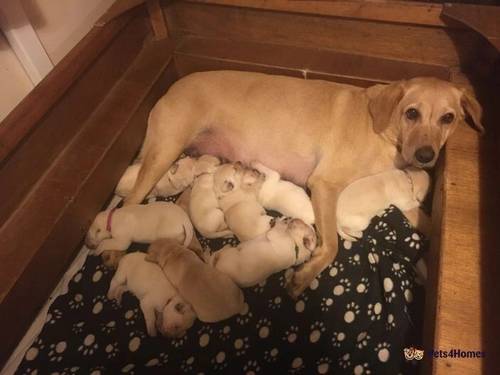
[251,161,315,224]
[337,167,430,241]
[210,217,317,287]
[146,238,245,323]
[85,201,193,254]
[116,155,220,198]
[189,173,233,238]
[213,163,272,241]
[107,252,196,337]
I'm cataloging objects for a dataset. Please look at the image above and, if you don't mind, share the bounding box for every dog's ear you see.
[460,87,484,134]
[368,82,405,134]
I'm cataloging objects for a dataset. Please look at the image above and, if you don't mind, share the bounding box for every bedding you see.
[14,194,426,375]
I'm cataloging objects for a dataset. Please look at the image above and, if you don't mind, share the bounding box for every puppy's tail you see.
[182,220,194,248]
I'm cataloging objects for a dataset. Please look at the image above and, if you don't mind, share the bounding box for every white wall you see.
[0,0,115,121]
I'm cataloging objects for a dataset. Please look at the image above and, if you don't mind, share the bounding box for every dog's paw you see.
[286,268,313,299]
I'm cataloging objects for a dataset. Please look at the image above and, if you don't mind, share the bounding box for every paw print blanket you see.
[15,195,426,375]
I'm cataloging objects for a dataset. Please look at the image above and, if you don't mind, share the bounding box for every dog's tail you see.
[182,220,195,248]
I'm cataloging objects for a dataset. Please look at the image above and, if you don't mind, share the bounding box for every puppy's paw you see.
[286,267,313,299]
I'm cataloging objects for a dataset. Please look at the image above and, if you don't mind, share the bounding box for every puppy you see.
[146,238,245,323]
[86,201,193,254]
[213,163,272,241]
[116,155,220,198]
[251,161,315,224]
[211,217,317,287]
[337,167,430,241]
[107,252,196,337]
[189,173,233,238]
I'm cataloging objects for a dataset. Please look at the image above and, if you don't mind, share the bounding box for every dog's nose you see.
[414,146,435,164]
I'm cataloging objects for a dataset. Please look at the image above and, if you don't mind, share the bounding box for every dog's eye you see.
[440,112,455,124]
[174,303,184,313]
[405,108,420,121]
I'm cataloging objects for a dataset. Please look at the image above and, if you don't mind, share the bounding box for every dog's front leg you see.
[287,178,343,298]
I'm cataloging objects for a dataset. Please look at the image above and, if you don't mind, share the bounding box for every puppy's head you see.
[405,167,431,203]
[368,77,483,168]
[146,238,185,268]
[167,157,196,186]
[241,168,264,191]
[85,211,112,249]
[156,295,197,338]
[286,218,317,259]
[194,155,221,176]
[213,163,243,195]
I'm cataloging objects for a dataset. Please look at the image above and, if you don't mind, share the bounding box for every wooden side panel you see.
[0,40,176,366]
[164,1,484,68]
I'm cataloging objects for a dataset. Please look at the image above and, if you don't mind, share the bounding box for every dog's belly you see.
[186,129,317,186]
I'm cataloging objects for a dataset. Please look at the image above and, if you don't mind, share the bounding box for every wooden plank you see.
[442,3,500,52]
[0,11,134,164]
[164,1,484,68]
[175,36,450,83]
[97,0,146,25]
[147,0,169,39]
[0,39,175,367]
[185,0,449,27]
[0,14,151,231]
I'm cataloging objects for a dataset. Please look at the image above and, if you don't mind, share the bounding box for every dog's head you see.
[85,211,112,249]
[194,155,221,176]
[166,157,196,187]
[368,77,483,168]
[285,218,317,261]
[156,295,197,338]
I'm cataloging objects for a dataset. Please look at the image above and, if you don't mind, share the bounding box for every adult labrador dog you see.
[124,71,483,298]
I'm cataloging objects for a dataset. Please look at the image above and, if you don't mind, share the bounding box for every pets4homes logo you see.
[404,347,486,360]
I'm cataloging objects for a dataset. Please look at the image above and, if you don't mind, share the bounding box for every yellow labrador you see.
[124,71,483,298]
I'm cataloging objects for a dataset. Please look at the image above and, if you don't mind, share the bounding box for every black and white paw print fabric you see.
[16,201,426,375]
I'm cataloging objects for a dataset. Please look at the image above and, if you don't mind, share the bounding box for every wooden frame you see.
[0,1,498,373]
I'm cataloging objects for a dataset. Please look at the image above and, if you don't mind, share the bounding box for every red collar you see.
[106,208,117,232]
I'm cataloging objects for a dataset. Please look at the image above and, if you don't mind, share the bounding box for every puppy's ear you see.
[460,87,484,134]
[368,82,405,134]
[303,233,317,251]
[145,241,164,266]
[222,181,234,192]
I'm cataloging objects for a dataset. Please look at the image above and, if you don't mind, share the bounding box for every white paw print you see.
[348,253,361,266]
[61,367,80,375]
[128,330,145,352]
[236,303,253,325]
[124,308,139,326]
[320,297,334,312]
[391,262,406,278]
[400,279,413,302]
[171,332,187,348]
[89,366,105,375]
[309,321,326,343]
[253,279,266,293]
[289,357,305,373]
[198,326,213,347]
[353,362,372,375]
[331,331,346,348]
[243,359,260,374]
[78,334,98,356]
[181,356,195,372]
[234,337,250,356]
[367,302,383,321]
[68,293,84,309]
[95,263,111,275]
[280,269,294,287]
[72,321,85,334]
[316,357,333,374]
[383,277,397,303]
[356,331,371,349]
[381,248,393,257]
[92,295,107,315]
[374,342,391,363]
[381,206,396,217]
[119,363,135,374]
[344,302,361,323]
[104,342,119,359]
[264,347,279,362]
[101,320,116,334]
[72,271,83,283]
[211,351,228,371]
[295,295,309,313]
[333,278,351,296]
[374,222,388,232]
[404,233,422,249]
[384,230,397,242]
[367,250,379,272]
[386,313,396,331]
[47,341,67,362]
[256,318,271,339]
[356,278,370,294]
[219,325,231,341]
[328,261,344,278]
[46,309,63,325]
[283,326,299,343]
[268,296,282,310]
[148,352,169,366]
[338,353,351,369]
